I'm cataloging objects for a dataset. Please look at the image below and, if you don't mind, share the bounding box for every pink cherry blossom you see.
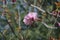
[23,12,38,25]
[52,11,60,17]
[52,11,57,16]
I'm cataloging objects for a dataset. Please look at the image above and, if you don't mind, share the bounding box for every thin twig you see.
[31,4,45,12]
[31,4,53,15]
[42,22,57,29]
[24,0,45,12]
[17,6,21,28]
[24,0,52,15]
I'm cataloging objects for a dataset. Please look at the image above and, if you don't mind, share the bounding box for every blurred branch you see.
[42,22,57,29]
[31,4,45,12]
[31,4,53,15]
[5,19,23,40]
[0,32,6,40]
[24,0,53,15]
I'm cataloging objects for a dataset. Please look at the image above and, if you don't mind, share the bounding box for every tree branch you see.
[31,4,53,15]
[31,4,45,12]
[42,22,57,29]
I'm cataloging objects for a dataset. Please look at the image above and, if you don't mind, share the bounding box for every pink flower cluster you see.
[52,11,60,17]
[23,12,38,25]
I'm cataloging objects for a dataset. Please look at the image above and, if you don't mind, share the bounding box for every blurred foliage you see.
[0,0,60,40]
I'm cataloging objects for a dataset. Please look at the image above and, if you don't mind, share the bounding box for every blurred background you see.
[0,0,60,40]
